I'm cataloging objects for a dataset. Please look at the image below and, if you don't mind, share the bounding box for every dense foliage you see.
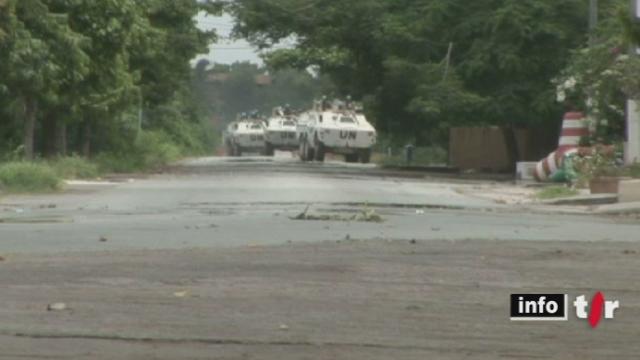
[193,60,335,123]
[2,0,638,169]
[556,1,640,145]
[0,0,220,161]
[227,0,617,147]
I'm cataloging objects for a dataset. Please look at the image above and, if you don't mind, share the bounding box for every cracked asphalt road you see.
[0,156,639,359]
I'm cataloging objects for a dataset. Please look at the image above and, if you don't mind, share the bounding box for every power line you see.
[210,46,293,50]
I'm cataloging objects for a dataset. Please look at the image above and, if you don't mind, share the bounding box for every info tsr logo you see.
[510,292,619,328]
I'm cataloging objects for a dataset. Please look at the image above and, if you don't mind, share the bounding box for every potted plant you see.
[574,146,622,194]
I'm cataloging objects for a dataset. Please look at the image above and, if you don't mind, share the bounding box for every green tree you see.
[126,0,220,153]
[556,1,636,145]
[0,0,89,159]
[0,0,222,161]
[63,0,139,157]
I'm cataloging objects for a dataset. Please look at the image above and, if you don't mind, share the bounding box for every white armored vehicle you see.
[298,99,377,163]
[223,114,266,157]
[264,107,299,156]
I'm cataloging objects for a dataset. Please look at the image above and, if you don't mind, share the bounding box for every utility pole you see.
[589,0,598,36]
[587,0,598,138]
[626,0,640,164]
[589,0,598,45]
[137,90,144,141]
[442,42,454,81]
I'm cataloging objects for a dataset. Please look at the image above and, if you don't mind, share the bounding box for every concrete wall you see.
[449,126,559,172]
[619,179,640,203]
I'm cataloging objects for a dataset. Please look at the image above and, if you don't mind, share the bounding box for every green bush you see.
[137,131,182,169]
[50,156,100,180]
[0,162,61,193]
[94,153,140,174]
[95,130,182,173]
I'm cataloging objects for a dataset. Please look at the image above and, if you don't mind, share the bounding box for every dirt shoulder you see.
[0,239,638,359]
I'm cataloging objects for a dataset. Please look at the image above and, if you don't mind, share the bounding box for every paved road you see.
[0,156,639,359]
[0,156,637,254]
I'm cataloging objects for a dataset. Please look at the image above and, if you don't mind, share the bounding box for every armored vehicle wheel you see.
[359,149,371,164]
[314,138,325,162]
[299,139,307,161]
[225,142,234,157]
[306,140,315,161]
[300,139,313,161]
[302,138,315,161]
[265,143,275,157]
[345,154,359,163]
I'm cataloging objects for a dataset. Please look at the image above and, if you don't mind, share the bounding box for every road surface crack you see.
[10,332,435,351]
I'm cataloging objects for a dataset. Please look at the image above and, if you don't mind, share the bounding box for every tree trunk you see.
[23,97,38,161]
[41,115,57,158]
[502,124,520,173]
[82,120,92,158]
[56,121,67,157]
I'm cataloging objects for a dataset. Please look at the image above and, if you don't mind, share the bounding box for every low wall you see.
[449,126,559,172]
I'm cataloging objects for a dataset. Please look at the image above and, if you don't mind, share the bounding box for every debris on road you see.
[290,205,384,223]
[47,303,68,312]
[359,208,384,223]
[0,256,5,262]
[291,205,311,220]
[173,291,189,298]
[38,204,57,209]
[99,236,108,243]
[279,324,290,331]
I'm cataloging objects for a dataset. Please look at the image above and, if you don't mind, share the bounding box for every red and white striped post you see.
[534,112,589,181]
[534,151,562,181]
[557,112,588,155]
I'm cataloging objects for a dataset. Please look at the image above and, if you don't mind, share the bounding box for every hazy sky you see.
[193,13,263,66]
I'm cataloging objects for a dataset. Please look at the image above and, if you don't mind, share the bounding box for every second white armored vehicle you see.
[264,107,299,156]
[298,99,377,163]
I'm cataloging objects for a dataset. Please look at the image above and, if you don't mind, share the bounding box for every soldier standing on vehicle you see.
[346,95,354,110]
[321,96,331,111]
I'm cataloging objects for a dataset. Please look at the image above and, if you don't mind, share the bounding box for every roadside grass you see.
[0,162,62,193]
[49,156,100,180]
[94,153,141,174]
[535,185,580,200]
[374,146,448,168]
[0,130,198,193]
